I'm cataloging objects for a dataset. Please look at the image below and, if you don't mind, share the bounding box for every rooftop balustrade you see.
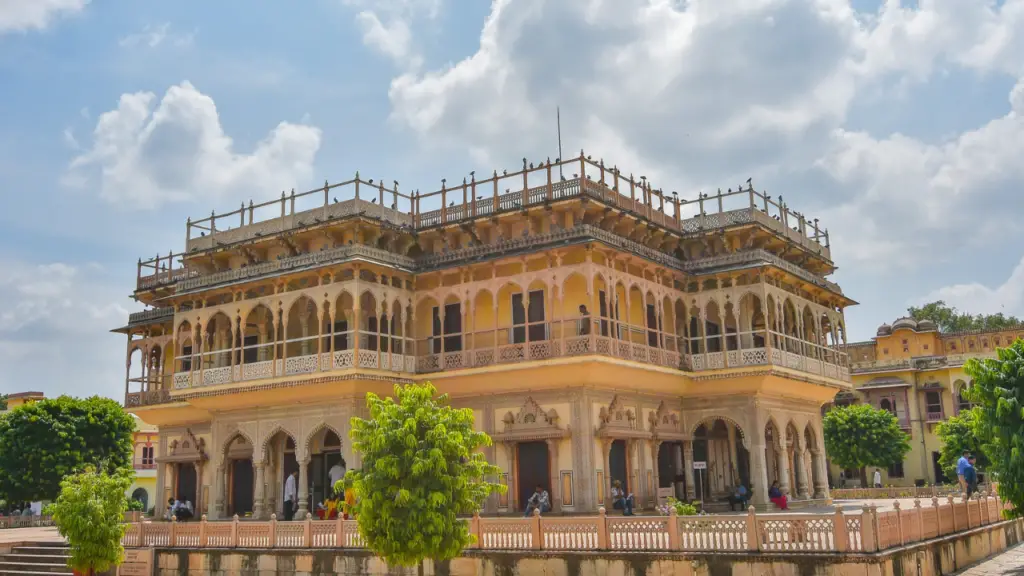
[136,153,834,292]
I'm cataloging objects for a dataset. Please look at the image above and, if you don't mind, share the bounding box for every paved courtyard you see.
[954,542,1024,575]
[0,526,61,544]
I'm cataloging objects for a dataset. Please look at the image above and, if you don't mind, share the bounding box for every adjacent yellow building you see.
[128,414,159,514]
[116,153,854,516]
[833,318,1022,487]
[1,391,44,412]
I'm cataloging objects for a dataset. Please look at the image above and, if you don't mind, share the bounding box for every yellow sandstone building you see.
[117,153,853,517]
[834,319,1022,488]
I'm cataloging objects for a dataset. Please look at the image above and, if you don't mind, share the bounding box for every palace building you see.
[833,318,1023,487]
[115,153,853,518]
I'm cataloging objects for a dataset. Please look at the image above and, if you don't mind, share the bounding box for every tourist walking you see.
[957,450,971,497]
[284,470,298,521]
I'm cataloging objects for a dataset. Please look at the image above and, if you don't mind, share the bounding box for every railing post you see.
[138,519,147,547]
[833,507,848,552]
[893,501,904,546]
[667,508,680,550]
[597,507,608,550]
[914,499,923,543]
[470,512,482,549]
[269,514,278,548]
[199,515,208,547]
[861,506,877,552]
[932,497,942,535]
[231,515,239,548]
[305,513,313,547]
[948,496,958,532]
[746,506,760,551]
[336,514,344,547]
[966,498,974,530]
[531,508,543,550]
[170,516,178,547]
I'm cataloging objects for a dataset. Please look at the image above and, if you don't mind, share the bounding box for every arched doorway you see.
[263,430,299,519]
[309,428,346,508]
[693,419,748,501]
[176,464,197,507]
[609,439,628,493]
[516,441,550,513]
[657,442,686,501]
[224,434,254,517]
[131,487,149,512]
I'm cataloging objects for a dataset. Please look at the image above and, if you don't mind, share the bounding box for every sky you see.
[1,0,1023,401]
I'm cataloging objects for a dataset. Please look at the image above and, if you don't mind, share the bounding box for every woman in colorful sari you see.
[768,480,788,510]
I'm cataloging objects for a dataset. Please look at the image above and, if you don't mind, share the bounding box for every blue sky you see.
[1,0,1023,400]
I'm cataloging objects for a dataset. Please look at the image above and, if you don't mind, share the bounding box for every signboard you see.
[692,461,707,470]
[118,548,153,576]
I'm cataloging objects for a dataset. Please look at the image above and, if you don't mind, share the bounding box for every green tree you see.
[964,339,1024,517]
[935,409,987,481]
[342,382,504,567]
[908,300,1023,332]
[0,396,135,503]
[0,395,7,411]
[823,404,911,485]
[47,467,131,576]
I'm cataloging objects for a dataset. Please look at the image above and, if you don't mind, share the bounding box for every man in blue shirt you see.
[956,450,971,497]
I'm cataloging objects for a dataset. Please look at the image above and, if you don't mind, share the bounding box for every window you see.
[431,303,463,352]
[880,398,894,414]
[141,446,154,465]
[646,304,659,347]
[887,460,905,478]
[925,391,942,420]
[957,385,972,414]
[882,348,889,355]
[902,339,909,353]
[923,344,929,351]
[511,290,545,344]
[181,344,192,372]
[969,340,975,350]
[949,342,957,351]
[995,337,1001,346]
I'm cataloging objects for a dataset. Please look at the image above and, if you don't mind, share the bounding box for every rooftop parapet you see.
[137,152,833,291]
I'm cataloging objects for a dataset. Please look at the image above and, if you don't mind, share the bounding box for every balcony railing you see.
[926,408,945,423]
[126,318,848,407]
[134,459,157,470]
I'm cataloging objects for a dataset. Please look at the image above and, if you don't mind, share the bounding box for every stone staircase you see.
[0,542,72,575]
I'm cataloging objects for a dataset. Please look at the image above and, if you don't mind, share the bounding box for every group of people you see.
[523,479,637,517]
[957,451,980,499]
[166,498,195,520]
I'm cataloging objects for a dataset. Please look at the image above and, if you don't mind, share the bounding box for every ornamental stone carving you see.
[492,397,569,442]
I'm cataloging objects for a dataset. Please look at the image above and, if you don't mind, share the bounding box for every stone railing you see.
[122,494,1005,553]
[0,515,53,529]
[128,307,175,326]
[831,485,976,500]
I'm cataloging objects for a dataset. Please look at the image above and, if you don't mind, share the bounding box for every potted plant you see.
[47,466,131,576]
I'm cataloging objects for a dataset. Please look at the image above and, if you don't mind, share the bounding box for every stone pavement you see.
[953,542,1024,575]
[0,526,62,545]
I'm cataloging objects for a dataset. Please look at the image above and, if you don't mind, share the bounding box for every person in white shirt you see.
[873,469,882,489]
[328,462,346,497]
[284,470,298,520]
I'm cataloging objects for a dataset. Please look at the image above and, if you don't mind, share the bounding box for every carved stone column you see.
[750,442,770,508]
[776,442,791,496]
[796,448,810,499]
[683,441,696,501]
[546,439,560,512]
[214,463,226,519]
[297,458,310,519]
[253,462,266,519]
[602,438,612,509]
[650,440,663,506]
[812,449,829,499]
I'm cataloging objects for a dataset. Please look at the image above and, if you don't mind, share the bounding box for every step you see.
[0,553,71,564]
[0,562,71,574]
[10,547,69,556]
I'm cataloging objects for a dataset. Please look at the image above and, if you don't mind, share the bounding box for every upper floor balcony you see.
[134,153,834,293]
[124,268,850,408]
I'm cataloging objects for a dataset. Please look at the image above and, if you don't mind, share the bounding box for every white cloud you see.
[67,81,323,209]
[920,256,1024,318]
[0,0,87,32]
[119,22,196,49]
[344,0,441,68]
[0,258,131,400]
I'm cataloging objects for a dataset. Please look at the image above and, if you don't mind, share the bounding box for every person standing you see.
[328,461,346,497]
[956,450,971,497]
[283,470,298,521]
[964,456,979,500]
[873,469,882,489]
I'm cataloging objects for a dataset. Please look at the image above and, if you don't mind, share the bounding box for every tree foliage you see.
[965,339,1024,517]
[343,382,504,567]
[0,396,135,503]
[935,409,988,481]
[47,466,131,575]
[908,300,1023,333]
[823,404,911,481]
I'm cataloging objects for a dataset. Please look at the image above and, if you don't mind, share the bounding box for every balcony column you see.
[352,291,361,366]
[812,449,829,499]
[253,461,266,519]
[214,463,226,519]
[197,322,206,385]
[727,424,739,485]
[271,308,279,374]
[230,316,237,380]
[776,439,791,496]
[280,309,289,375]
[297,457,310,519]
[683,440,696,501]
[523,292,531,360]
[650,440,662,507]
[750,440,769,508]
[795,445,810,499]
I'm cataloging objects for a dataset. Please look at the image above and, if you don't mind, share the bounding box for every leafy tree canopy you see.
[908,300,1023,333]
[935,409,988,481]
[965,339,1024,517]
[823,404,911,477]
[0,396,135,503]
[47,466,131,575]
[342,382,504,567]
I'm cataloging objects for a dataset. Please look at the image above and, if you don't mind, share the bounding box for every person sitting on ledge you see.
[524,484,551,517]
[611,480,635,516]
[726,483,750,511]
[768,481,788,510]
